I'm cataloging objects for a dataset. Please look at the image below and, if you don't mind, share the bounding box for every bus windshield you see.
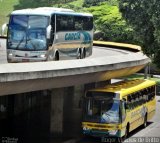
[83,91,120,124]
[8,15,49,51]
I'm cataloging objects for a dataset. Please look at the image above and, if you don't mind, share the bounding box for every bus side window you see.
[147,87,153,101]
[144,88,149,102]
[149,86,156,101]
[136,92,140,106]
[142,89,146,103]
[138,91,143,105]
[68,16,74,30]
[130,94,135,109]
[134,93,138,107]
[127,95,132,110]
[75,16,83,30]
[49,14,55,46]
[56,15,68,31]
[83,17,93,31]
[133,93,138,107]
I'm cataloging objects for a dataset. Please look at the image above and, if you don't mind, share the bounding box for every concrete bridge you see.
[0,38,149,96]
[0,37,150,139]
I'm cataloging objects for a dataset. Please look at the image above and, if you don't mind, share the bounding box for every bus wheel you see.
[82,48,86,59]
[143,114,147,128]
[77,49,82,59]
[124,124,129,139]
[118,137,123,143]
[54,52,59,61]
[80,48,86,59]
[47,55,53,61]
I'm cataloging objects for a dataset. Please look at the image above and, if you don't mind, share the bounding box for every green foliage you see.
[83,0,118,7]
[119,0,160,68]
[87,3,135,42]
[14,0,76,11]
[83,0,106,7]
[14,0,50,9]
[56,0,84,12]
[0,0,19,26]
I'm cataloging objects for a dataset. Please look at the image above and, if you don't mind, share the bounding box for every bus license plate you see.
[22,59,29,62]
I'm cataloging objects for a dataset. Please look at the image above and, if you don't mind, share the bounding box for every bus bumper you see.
[83,129,121,138]
[7,57,47,63]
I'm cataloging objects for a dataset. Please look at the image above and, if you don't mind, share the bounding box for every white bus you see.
[7,7,93,62]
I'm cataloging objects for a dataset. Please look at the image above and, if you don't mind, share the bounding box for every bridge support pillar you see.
[144,64,150,79]
[50,88,64,137]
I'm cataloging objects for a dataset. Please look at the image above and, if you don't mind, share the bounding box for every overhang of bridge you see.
[0,51,149,96]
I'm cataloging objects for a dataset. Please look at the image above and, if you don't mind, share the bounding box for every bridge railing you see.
[93,41,141,52]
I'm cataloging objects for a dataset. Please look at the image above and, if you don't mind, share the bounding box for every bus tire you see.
[124,124,129,139]
[118,124,129,143]
[54,52,59,61]
[47,55,53,61]
[118,137,123,143]
[77,48,82,59]
[82,48,86,59]
[143,114,147,128]
[80,48,86,59]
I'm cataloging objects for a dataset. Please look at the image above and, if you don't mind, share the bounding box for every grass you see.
[0,0,19,27]
[123,74,160,85]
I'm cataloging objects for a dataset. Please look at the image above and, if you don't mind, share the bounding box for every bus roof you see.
[88,79,156,99]
[11,7,93,17]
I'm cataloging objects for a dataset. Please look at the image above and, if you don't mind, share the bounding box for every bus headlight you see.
[8,53,13,57]
[108,130,118,135]
[83,126,90,131]
[39,54,46,58]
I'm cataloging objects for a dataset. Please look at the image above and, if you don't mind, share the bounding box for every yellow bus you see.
[82,79,156,142]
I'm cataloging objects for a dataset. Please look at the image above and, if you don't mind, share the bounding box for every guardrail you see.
[93,41,141,52]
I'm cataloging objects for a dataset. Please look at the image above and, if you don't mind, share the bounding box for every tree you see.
[14,0,50,9]
[119,0,160,68]
[83,0,106,7]
[14,0,74,10]
[87,3,134,43]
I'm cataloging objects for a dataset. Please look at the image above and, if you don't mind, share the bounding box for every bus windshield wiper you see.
[16,36,25,50]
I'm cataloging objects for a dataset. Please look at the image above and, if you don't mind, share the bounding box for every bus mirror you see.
[46,25,51,39]
[125,102,129,110]
[1,23,8,36]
